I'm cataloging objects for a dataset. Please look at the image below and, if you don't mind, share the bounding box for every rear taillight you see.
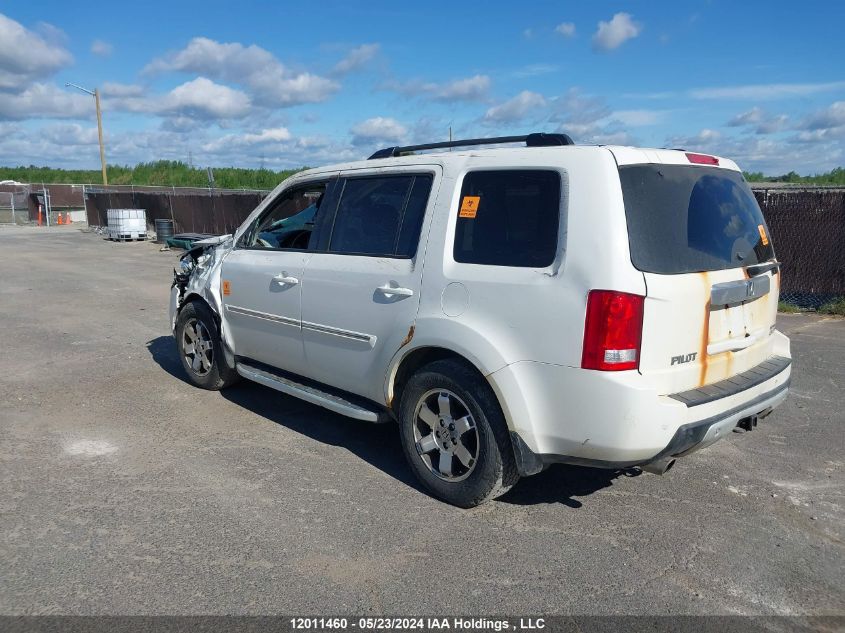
[581,290,644,371]
[685,152,719,165]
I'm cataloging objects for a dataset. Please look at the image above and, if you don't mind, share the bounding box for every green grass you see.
[778,301,802,313]
[818,297,845,316]
[0,161,305,190]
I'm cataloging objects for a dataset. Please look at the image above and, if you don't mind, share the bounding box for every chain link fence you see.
[83,186,270,236]
[752,187,845,310]
[4,181,843,311]
[0,191,31,224]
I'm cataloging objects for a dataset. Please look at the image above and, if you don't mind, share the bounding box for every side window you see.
[397,174,434,257]
[329,174,433,257]
[453,170,561,267]
[240,182,327,250]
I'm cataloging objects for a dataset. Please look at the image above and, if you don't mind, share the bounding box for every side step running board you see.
[236,362,389,423]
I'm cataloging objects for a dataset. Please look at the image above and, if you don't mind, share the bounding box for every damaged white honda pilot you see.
[170,133,791,507]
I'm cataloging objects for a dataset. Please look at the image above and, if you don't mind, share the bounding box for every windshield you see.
[619,164,775,274]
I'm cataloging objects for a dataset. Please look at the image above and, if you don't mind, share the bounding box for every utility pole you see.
[66,82,108,185]
[94,89,107,185]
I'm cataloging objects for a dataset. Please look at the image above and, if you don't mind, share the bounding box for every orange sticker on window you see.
[222,280,231,296]
[459,196,480,218]
[758,224,769,246]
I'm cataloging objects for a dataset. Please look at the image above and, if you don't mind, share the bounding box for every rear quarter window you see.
[619,164,775,274]
[453,169,561,267]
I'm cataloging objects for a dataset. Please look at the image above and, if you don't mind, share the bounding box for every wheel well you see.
[390,347,485,413]
[180,293,221,328]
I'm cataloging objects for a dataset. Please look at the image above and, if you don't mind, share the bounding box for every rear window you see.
[619,165,775,274]
[454,170,561,267]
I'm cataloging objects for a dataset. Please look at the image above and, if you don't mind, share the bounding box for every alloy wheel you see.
[413,389,479,482]
[182,317,213,377]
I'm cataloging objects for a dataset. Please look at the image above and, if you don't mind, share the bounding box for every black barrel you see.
[155,219,174,244]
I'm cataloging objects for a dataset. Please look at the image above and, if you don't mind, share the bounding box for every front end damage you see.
[169,235,233,349]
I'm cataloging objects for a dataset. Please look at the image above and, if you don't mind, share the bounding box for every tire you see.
[398,359,520,507]
[174,300,239,390]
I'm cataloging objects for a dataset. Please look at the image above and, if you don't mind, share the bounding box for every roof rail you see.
[368,132,574,160]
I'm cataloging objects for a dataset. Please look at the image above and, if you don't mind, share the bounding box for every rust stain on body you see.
[386,325,416,408]
[399,324,415,349]
[699,272,711,387]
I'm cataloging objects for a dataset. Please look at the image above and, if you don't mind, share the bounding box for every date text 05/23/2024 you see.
[289,617,546,631]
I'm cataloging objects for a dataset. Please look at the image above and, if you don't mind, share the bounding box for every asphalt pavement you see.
[0,225,842,616]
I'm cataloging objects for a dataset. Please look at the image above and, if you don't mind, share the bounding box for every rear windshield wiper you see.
[746,261,780,276]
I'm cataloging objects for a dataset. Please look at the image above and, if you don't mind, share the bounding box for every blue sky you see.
[1,1,844,174]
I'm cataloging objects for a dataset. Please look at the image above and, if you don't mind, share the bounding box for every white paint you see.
[64,439,118,456]
[172,143,792,468]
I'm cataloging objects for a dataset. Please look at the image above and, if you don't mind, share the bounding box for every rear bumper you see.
[509,373,790,475]
[488,332,792,475]
[639,377,789,465]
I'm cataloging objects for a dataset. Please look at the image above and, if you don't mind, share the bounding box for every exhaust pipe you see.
[641,457,676,475]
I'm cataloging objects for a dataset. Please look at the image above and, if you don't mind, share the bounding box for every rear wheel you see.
[398,359,519,507]
[175,300,239,390]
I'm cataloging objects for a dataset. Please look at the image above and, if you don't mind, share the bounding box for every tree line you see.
[2,160,844,188]
[744,167,845,185]
[0,161,305,190]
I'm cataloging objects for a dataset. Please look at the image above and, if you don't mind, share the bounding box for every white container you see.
[107,208,146,241]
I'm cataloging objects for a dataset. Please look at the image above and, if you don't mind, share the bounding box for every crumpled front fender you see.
[171,237,236,366]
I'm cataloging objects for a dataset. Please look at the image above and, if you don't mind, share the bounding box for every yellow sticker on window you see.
[222,280,231,296]
[758,224,769,246]
[459,196,480,218]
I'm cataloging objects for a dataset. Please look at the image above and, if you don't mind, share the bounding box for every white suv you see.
[169,133,791,507]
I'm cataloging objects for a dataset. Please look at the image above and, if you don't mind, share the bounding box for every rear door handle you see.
[376,284,414,297]
[273,273,299,285]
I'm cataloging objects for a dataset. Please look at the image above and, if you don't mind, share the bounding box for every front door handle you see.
[273,273,299,285]
[376,284,414,297]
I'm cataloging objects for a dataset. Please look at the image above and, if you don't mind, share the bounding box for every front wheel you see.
[174,300,239,390]
[398,359,519,507]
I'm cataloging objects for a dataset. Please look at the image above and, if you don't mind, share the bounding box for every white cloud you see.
[350,117,408,146]
[690,81,845,101]
[102,78,252,121]
[801,101,845,130]
[41,123,100,146]
[484,90,546,123]
[592,13,641,52]
[792,101,845,143]
[0,13,73,90]
[662,129,844,174]
[665,129,724,152]
[202,127,293,152]
[144,37,339,107]
[385,74,491,102]
[162,78,252,119]
[727,107,789,134]
[332,43,380,75]
[437,75,490,102]
[101,82,144,98]
[551,88,610,126]
[0,83,91,120]
[728,107,765,126]
[90,39,113,57]
[555,22,576,38]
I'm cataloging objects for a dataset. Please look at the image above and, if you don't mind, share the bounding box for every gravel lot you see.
[1,225,843,616]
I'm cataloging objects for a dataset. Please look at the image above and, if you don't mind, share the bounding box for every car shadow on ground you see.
[499,465,641,507]
[146,334,640,507]
[146,335,187,381]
